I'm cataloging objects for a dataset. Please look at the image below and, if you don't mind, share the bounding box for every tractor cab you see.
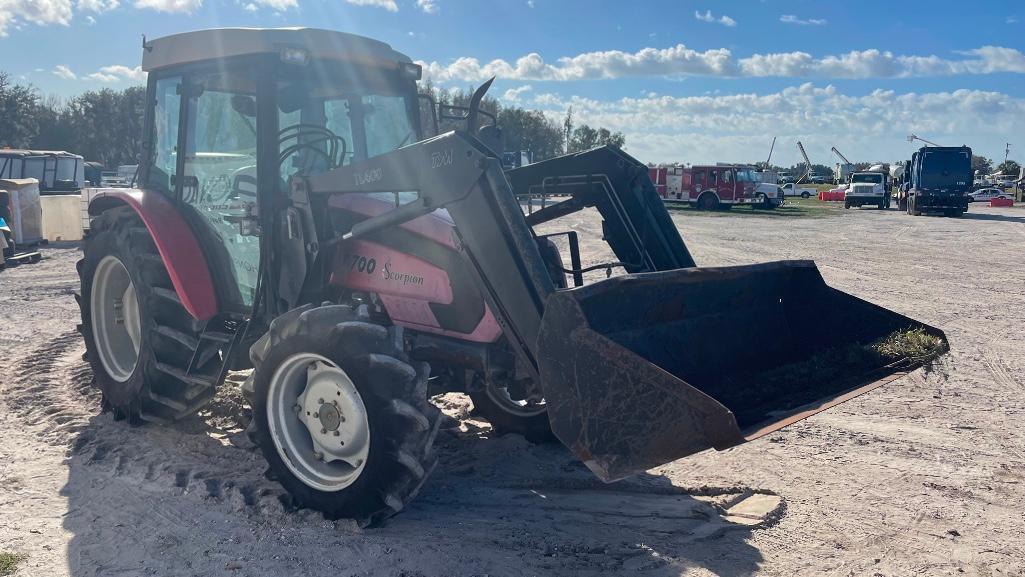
[138,28,425,310]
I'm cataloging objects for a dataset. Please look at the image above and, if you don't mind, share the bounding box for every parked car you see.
[968,188,1012,203]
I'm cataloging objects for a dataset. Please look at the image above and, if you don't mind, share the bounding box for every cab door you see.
[719,168,735,202]
[178,67,263,310]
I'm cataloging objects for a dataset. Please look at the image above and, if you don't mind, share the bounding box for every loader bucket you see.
[537,260,947,482]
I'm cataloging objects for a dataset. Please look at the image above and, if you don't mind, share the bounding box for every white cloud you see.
[0,0,73,36]
[252,0,295,10]
[421,44,737,82]
[78,0,118,11]
[53,64,77,79]
[502,84,533,102]
[694,9,736,27]
[527,0,534,6]
[416,0,436,13]
[133,0,201,12]
[345,0,397,11]
[525,85,1025,165]
[780,14,826,26]
[1008,16,1018,24]
[86,64,146,82]
[422,44,1025,83]
[244,2,256,9]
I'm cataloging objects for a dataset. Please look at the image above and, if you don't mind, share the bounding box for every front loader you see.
[79,28,947,526]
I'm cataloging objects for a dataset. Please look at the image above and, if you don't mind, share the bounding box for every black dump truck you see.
[898,146,972,217]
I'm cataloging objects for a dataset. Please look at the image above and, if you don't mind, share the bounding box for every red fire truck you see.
[648,164,768,210]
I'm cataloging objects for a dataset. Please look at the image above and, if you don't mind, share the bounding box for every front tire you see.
[79,206,218,423]
[249,304,440,526]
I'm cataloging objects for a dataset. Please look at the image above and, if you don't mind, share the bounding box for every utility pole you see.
[1004,142,1012,166]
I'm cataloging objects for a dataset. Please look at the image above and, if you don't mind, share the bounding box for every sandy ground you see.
[2,203,1025,577]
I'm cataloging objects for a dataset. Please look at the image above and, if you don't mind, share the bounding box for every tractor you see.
[79,28,947,526]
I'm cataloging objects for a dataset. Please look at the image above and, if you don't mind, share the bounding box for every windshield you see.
[737,169,759,182]
[277,62,418,182]
[851,173,883,184]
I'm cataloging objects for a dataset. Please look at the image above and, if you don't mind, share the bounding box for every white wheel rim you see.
[267,353,370,492]
[91,255,142,383]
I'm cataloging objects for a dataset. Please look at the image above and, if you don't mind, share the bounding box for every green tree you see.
[59,86,146,167]
[996,160,1021,177]
[497,107,564,161]
[0,72,40,148]
[567,123,626,152]
[971,154,992,175]
[562,106,573,151]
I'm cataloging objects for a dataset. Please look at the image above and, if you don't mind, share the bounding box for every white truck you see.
[780,182,817,198]
[844,171,890,209]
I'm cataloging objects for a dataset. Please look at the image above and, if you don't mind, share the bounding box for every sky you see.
[2,0,1024,168]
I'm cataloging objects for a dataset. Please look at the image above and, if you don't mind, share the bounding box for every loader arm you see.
[505,146,696,272]
[299,131,555,380]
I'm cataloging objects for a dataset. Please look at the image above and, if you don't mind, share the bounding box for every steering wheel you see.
[278,124,347,176]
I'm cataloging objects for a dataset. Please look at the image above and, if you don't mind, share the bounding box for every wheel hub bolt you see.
[314,451,323,460]
[333,431,340,437]
[321,428,327,434]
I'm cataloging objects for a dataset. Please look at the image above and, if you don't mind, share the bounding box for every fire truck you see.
[648,164,772,210]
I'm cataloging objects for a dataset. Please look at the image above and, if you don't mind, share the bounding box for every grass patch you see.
[0,552,26,577]
[716,328,945,427]
[874,328,946,363]
[666,196,843,219]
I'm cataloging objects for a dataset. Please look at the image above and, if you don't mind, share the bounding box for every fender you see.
[88,189,218,321]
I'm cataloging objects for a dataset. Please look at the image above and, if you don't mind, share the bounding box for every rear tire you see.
[79,206,218,423]
[697,193,719,211]
[469,387,555,443]
[249,304,440,526]
[801,191,810,199]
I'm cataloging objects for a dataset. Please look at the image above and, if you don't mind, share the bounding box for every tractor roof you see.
[142,27,414,72]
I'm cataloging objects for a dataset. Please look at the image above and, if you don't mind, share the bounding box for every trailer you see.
[0,150,86,194]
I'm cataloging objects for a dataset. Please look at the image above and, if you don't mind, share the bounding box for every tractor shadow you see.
[386,396,773,576]
[57,377,768,577]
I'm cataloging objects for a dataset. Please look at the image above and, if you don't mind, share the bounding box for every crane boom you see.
[796,141,812,183]
[830,146,851,164]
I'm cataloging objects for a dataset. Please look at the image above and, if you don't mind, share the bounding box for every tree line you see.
[0,71,624,169]
[0,72,145,168]
[417,80,625,161]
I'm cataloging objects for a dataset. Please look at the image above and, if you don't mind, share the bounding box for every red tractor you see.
[79,28,946,526]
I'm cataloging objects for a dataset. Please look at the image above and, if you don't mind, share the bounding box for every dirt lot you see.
[2,203,1025,577]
